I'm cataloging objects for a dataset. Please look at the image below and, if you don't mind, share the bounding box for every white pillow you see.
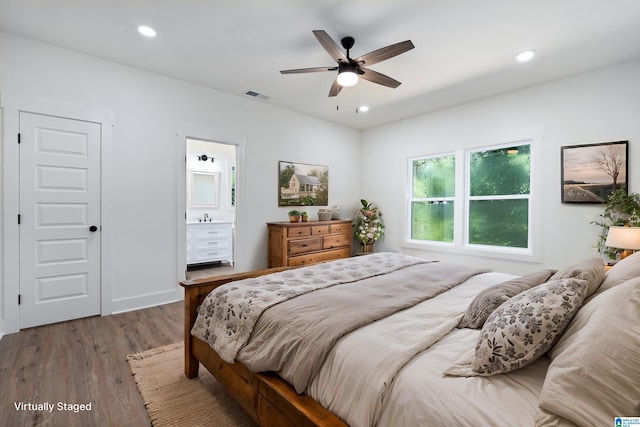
[596,251,640,296]
[539,278,640,426]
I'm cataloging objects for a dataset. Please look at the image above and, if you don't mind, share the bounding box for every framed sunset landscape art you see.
[561,140,628,203]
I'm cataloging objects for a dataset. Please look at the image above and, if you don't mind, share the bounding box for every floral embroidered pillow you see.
[471,277,589,375]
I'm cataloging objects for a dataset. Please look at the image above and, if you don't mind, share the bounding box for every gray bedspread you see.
[192,253,429,363]
[237,260,486,393]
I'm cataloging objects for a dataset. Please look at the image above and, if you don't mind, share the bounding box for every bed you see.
[180,252,640,427]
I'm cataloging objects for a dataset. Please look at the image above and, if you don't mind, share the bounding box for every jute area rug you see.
[127,342,257,427]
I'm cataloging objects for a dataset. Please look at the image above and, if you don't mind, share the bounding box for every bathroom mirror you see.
[188,170,219,207]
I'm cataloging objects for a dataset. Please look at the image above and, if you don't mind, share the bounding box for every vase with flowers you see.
[354,199,384,253]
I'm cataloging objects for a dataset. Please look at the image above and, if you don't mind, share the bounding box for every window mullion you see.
[455,149,466,247]
[469,194,530,201]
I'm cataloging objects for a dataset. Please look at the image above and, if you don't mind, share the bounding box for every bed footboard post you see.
[183,285,200,379]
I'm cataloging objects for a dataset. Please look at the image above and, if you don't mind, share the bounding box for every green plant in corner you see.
[592,187,640,259]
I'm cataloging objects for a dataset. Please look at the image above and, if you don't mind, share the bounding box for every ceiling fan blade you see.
[280,66,337,74]
[354,40,415,66]
[359,67,402,88]
[328,77,343,97]
[313,30,349,63]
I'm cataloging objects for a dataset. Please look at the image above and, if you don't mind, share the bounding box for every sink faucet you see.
[204,213,209,222]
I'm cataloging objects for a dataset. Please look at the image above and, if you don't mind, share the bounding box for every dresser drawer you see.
[288,248,351,266]
[323,234,350,250]
[330,223,351,234]
[288,237,322,255]
[287,226,311,238]
[311,225,329,235]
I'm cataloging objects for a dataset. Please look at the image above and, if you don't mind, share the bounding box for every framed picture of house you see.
[278,161,329,206]
[561,140,628,203]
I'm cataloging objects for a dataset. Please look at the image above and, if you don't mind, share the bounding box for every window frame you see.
[406,152,457,246]
[403,133,541,263]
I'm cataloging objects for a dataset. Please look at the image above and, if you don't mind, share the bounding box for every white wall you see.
[361,59,640,274]
[3,28,637,337]
[0,32,361,334]
[0,99,4,341]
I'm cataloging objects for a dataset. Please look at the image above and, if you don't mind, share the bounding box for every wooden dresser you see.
[267,219,352,267]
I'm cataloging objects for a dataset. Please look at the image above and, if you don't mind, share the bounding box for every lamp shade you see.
[605,226,640,250]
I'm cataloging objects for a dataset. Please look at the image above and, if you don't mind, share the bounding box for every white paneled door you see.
[19,112,101,328]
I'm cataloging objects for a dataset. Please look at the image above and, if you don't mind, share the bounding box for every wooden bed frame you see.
[180,268,348,427]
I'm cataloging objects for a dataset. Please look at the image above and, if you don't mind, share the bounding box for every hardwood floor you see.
[0,301,183,427]
[186,261,236,280]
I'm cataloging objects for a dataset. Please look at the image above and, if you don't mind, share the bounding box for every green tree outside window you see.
[468,145,530,248]
[410,155,455,242]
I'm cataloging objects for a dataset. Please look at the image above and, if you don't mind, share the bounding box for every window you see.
[409,154,455,242]
[467,144,531,248]
[407,140,535,259]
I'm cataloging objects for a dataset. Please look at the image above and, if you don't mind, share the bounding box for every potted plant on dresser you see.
[288,210,301,223]
[354,199,384,253]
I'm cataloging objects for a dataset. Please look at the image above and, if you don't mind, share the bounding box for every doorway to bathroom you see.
[185,138,237,280]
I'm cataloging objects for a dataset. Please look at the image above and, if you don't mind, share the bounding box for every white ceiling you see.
[1,0,640,130]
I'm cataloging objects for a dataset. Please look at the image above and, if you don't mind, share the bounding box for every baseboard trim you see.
[110,288,184,315]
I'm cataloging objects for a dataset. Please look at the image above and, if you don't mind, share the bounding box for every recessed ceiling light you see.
[138,25,157,38]
[515,50,535,63]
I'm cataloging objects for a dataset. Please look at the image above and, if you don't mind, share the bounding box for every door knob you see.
[89,226,98,232]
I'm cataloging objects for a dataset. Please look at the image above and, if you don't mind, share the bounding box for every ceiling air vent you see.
[245,90,271,100]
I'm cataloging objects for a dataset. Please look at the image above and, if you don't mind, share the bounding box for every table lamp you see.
[605,226,640,259]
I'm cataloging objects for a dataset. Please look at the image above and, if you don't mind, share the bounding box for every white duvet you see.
[307,272,551,427]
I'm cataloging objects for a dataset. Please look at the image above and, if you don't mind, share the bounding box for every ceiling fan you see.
[280,30,415,97]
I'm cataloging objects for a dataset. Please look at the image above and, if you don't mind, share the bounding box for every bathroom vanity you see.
[186,221,233,266]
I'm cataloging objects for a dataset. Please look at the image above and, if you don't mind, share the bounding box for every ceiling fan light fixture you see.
[280,30,414,97]
[337,71,358,87]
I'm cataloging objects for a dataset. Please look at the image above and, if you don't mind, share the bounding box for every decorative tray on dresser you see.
[267,219,352,267]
